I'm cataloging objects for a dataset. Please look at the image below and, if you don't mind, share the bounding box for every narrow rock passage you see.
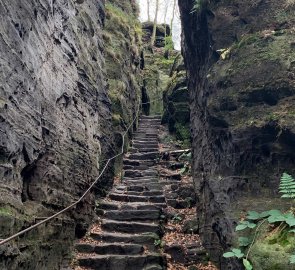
[73,115,166,270]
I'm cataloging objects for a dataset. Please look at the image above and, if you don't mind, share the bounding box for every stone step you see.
[138,121,161,124]
[123,159,155,166]
[139,117,161,120]
[122,181,159,187]
[101,220,162,234]
[108,193,165,203]
[104,210,161,221]
[130,147,159,153]
[128,152,159,161]
[126,184,163,192]
[124,170,158,178]
[97,200,166,211]
[132,139,158,144]
[123,181,162,188]
[133,135,158,139]
[123,178,159,183]
[78,254,165,270]
[90,231,158,246]
[138,122,159,125]
[113,189,163,196]
[117,190,163,196]
[75,243,144,255]
[136,131,158,135]
[132,143,158,148]
[143,264,164,270]
[134,134,158,138]
[123,164,150,170]
[123,176,158,180]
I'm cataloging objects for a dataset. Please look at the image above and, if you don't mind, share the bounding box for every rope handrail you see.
[0,98,162,246]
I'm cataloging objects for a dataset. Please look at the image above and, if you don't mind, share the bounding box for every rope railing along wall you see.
[0,99,163,246]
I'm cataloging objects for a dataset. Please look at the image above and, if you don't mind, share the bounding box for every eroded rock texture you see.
[162,54,190,145]
[0,0,115,269]
[179,0,295,269]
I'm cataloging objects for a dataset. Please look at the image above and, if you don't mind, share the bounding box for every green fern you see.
[279,173,295,198]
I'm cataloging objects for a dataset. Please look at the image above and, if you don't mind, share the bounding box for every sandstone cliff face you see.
[0,0,139,269]
[104,0,141,133]
[162,54,190,146]
[179,0,295,269]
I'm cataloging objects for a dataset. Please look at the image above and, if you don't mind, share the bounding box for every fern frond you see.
[279,173,295,199]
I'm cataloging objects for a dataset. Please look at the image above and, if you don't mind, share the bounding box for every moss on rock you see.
[250,227,295,270]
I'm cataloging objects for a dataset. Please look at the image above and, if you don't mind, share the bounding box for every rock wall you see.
[162,54,190,146]
[179,0,295,269]
[104,0,141,131]
[0,0,141,269]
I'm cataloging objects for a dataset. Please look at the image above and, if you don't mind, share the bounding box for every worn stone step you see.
[133,142,158,147]
[123,159,155,166]
[108,193,165,203]
[121,203,166,210]
[130,147,159,153]
[132,139,158,144]
[123,164,150,170]
[133,135,158,140]
[123,181,163,189]
[123,175,158,181]
[96,201,165,211]
[90,232,159,247]
[144,264,164,270]
[126,184,163,192]
[113,185,161,192]
[134,135,158,139]
[104,210,161,221]
[122,190,163,196]
[128,152,159,161]
[101,220,161,234]
[123,176,159,181]
[75,243,144,255]
[160,172,181,180]
[122,181,159,187]
[136,128,159,132]
[140,115,161,119]
[124,170,158,178]
[122,177,159,185]
[78,254,165,270]
[113,188,163,196]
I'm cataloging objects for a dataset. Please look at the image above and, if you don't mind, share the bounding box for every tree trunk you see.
[147,0,151,21]
[150,0,159,47]
[170,0,176,34]
[163,0,169,45]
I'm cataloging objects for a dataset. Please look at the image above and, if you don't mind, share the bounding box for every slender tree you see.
[147,0,151,21]
[151,0,159,47]
[170,0,176,34]
[163,0,169,44]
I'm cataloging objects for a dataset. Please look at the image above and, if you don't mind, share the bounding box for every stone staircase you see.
[74,115,167,270]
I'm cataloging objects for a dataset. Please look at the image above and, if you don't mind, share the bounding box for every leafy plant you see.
[172,214,182,223]
[238,237,252,247]
[236,220,256,231]
[279,173,295,198]
[154,239,165,248]
[223,248,245,259]
[224,173,295,268]
[243,259,253,270]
